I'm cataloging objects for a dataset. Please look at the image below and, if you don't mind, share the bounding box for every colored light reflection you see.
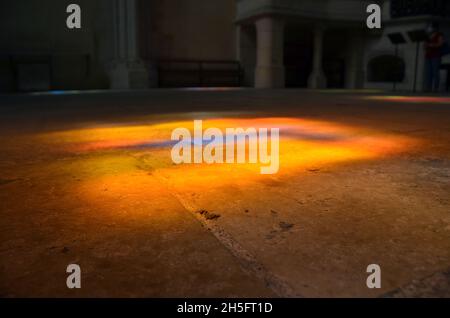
[38,116,417,196]
[180,87,244,91]
[366,96,450,104]
[29,90,108,96]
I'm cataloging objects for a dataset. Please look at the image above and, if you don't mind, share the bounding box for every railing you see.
[1,53,91,92]
[157,60,243,88]
[390,0,450,18]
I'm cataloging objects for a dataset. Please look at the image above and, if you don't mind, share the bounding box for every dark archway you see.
[284,25,313,88]
[368,55,405,83]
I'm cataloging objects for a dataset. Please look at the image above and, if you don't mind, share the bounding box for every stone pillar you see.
[346,31,365,89]
[109,0,148,89]
[254,17,285,88]
[308,25,327,89]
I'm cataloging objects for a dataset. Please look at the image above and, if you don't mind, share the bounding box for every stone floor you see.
[0,89,449,297]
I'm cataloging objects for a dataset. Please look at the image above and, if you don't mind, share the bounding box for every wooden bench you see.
[157,60,243,88]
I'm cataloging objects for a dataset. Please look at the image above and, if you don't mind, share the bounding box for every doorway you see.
[284,25,313,88]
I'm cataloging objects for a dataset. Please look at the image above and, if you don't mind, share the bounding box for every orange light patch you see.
[366,96,450,104]
[37,116,418,194]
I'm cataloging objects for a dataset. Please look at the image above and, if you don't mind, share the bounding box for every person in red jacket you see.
[424,22,444,92]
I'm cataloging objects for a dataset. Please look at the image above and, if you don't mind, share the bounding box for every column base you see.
[308,72,327,89]
[255,66,285,88]
[346,70,365,89]
[109,61,149,90]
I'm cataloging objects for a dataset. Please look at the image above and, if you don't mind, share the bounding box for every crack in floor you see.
[150,168,301,297]
[381,268,450,298]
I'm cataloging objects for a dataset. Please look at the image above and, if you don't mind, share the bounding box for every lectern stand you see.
[408,30,429,93]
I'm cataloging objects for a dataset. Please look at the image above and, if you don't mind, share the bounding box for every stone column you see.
[254,17,285,88]
[109,0,148,89]
[308,25,327,89]
[346,31,365,89]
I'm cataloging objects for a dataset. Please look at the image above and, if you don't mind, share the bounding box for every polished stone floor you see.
[0,89,449,297]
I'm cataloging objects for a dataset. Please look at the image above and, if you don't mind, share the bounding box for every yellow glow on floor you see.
[365,96,450,104]
[35,116,418,197]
